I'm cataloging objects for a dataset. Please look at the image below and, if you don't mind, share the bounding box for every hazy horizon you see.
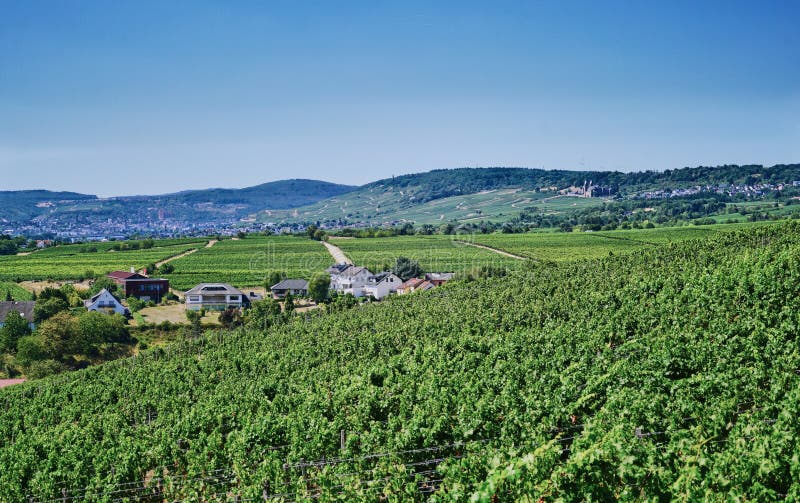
[2,1,798,197]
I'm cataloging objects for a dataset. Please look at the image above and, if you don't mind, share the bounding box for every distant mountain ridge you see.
[258,164,800,226]
[4,165,799,235]
[0,179,356,232]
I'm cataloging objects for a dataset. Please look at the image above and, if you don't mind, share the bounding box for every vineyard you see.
[162,236,333,291]
[0,240,207,283]
[0,282,33,301]
[2,222,800,500]
[466,221,774,262]
[332,235,523,273]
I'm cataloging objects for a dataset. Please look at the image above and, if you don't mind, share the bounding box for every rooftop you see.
[271,279,309,290]
[0,301,36,323]
[185,283,245,295]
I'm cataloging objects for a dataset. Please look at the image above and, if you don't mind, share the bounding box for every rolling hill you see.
[0,179,356,229]
[256,164,800,226]
[3,222,800,500]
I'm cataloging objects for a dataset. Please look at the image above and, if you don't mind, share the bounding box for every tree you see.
[236,231,247,239]
[90,276,117,295]
[0,311,31,352]
[38,287,68,302]
[0,240,17,256]
[266,271,287,289]
[37,312,80,359]
[185,309,204,337]
[392,256,423,281]
[77,312,129,354]
[284,293,295,313]
[307,274,331,304]
[4,291,12,302]
[219,308,243,329]
[33,298,69,323]
[245,299,282,330]
[15,335,48,367]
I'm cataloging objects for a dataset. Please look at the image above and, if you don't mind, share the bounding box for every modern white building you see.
[328,264,373,297]
[363,272,402,300]
[184,283,250,311]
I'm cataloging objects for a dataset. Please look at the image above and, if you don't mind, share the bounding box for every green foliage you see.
[244,299,282,330]
[32,297,69,323]
[0,241,204,283]
[0,311,31,352]
[307,273,331,303]
[14,335,47,367]
[283,292,295,313]
[0,283,32,302]
[392,256,423,281]
[266,270,287,290]
[5,222,800,500]
[219,308,243,329]
[126,296,145,313]
[90,276,117,295]
[162,236,329,290]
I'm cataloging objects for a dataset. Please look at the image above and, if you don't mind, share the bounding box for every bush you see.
[25,359,67,379]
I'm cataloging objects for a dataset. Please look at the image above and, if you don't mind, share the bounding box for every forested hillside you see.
[2,222,800,500]
[261,164,800,226]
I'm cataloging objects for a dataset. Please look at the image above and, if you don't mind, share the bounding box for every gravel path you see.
[322,241,353,265]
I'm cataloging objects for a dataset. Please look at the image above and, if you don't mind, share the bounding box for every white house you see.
[184,283,250,311]
[363,272,402,300]
[84,289,129,316]
[328,264,373,297]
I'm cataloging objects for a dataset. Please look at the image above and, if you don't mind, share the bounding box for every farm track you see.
[453,240,527,260]
[322,241,352,265]
[143,240,216,274]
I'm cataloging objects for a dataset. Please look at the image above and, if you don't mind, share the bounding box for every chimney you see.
[130,267,135,273]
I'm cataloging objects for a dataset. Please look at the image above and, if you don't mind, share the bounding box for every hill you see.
[258,164,800,226]
[2,222,800,500]
[0,190,96,223]
[1,179,356,234]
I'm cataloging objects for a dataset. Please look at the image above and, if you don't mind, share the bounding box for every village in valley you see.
[0,237,455,389]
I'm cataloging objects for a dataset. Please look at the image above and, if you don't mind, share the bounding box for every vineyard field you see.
[0,282,34,301]
[3,222,800,500]
[163,236,333,290]
[468,221,774,261]
[332,235,524,273]
[0,241,206,283]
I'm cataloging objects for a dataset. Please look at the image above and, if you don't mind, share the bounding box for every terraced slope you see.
[2,223,800,500]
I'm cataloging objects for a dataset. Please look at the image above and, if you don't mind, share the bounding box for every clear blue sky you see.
[1,0,798,196]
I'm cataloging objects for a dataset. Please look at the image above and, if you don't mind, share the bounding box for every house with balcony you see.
[84,289,129,316]
[184,283,251,311]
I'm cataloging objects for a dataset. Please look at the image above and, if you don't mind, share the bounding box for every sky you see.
[1,0,798,197]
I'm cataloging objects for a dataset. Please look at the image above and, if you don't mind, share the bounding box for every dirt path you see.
[322,241,353,265]
[454,240,528,260]
[153,248,197,269]
[145,239,217,274]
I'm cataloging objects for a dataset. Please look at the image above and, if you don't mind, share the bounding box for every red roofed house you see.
[397,278,426,295]
[107,270,170,302]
